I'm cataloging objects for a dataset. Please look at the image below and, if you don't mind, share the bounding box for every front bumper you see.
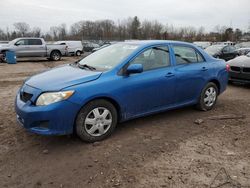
[229,71,250,84]
[15,91,81,135]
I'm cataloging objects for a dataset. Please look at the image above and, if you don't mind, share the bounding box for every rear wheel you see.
[196,82,218,111]
[50,50,61,61]
[76,99,118,142]
[76,50,82,56]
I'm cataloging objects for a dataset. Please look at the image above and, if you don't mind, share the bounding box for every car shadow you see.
[24,105,203,149]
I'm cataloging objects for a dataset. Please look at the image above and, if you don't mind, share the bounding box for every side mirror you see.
[126,64,143,75]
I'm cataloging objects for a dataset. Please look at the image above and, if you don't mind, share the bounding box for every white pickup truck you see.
[0,38,68,61]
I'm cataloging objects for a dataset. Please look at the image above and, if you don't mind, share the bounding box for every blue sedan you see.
[15,40,228,142]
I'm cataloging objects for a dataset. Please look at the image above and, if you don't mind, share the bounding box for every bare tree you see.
[58,24,67,40]
[49,26,59,40]
[13,22,30,36]
[0,16,248,42]
[31,27,41,37]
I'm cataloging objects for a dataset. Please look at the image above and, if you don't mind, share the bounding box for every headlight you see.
[36,90,74,106]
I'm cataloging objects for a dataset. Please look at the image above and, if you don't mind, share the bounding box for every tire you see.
[76,99,118,142]
[75,50,82,56]
[196,82,218,111]
[50,50,61,61]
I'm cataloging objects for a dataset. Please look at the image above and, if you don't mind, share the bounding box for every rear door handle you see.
[201,67,208,71]
[165,72,175,77]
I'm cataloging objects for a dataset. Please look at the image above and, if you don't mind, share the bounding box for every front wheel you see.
[196,82,218,111]
[76,99,118,142]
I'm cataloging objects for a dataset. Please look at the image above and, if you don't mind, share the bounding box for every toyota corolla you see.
[15,40,228,142]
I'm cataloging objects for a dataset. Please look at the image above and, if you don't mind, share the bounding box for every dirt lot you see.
[0,57,250,188]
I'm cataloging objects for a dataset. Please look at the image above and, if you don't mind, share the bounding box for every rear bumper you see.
[229,71,250,83]
[15,92,81,135]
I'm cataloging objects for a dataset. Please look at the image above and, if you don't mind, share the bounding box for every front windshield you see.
[8,39,18,45]
[79,43,139,70]
[205,45,224,54]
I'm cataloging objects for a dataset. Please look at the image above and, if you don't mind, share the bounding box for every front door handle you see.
[165,72,175,77]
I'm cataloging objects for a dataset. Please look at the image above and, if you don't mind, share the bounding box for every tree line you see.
[0,16,249,42]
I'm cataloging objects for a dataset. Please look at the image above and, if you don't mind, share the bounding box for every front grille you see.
[243,67,250,73]
[230,66,241,72]
[20,92,33,103]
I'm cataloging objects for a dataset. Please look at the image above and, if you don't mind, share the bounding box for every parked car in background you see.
[235,41,250,49]
[82,42,100,52]
[193,41,211,49]
[227,52,250,84]
[92,44,111,53]
[234,42,250,56]
[54,41,83,56]
[205,44,238,61]
[0,38,68,61]
[215,41,235,46]
[235,48,250,56]
[15,40,228,142]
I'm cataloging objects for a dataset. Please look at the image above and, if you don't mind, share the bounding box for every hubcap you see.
[53,53,59,60]
[84,107,112,137]
[204,87,217,107]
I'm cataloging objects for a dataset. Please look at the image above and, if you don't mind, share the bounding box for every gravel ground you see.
[0,57,249,188]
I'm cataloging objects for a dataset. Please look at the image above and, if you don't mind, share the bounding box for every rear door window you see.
[173,45,205,65]
[28,39,42,45]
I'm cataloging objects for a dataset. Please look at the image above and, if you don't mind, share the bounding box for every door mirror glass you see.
[126,64,143,74]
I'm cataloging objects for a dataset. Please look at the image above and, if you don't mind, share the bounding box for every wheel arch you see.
[208,79,221,93]
[73,96,122,132]
[50,49,62,56]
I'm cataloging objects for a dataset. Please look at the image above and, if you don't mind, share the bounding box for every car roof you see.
[122,40,193,47]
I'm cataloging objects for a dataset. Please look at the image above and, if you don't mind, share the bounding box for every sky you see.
[0,0,249,32]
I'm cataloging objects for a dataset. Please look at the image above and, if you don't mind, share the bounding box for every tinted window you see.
[28,39,42,45]
[15,39,28,45]
[173,46,204,64]
[131,46,170,71]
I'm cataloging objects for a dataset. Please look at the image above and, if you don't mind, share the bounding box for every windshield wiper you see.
[78,64,96,71]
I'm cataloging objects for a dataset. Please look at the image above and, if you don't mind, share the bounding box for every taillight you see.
[226,64,230,72]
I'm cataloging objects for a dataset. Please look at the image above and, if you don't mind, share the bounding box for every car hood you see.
[0,44,11,51]
[25,65,102,91]
[228,55,250,67]
[0,44,9,47]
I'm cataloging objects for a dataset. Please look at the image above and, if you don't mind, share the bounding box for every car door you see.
[13,39,29,57]
[171,45,210,105]
[27,39,46,57]
[118,45,176,117]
